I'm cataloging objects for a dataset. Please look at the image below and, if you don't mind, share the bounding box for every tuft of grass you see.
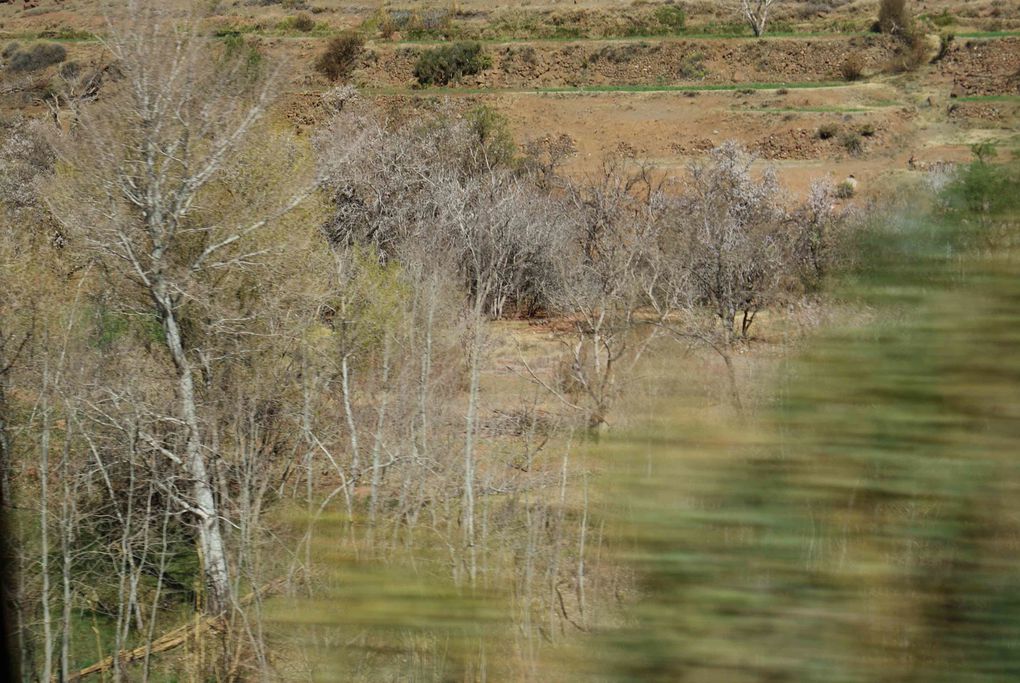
[277,12,317,33]
[835,178,856,198]
[841,131,864,155]
[653,5,686,34]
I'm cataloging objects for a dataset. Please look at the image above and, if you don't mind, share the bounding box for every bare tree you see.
[652,143,791,412]
[739,0,779,37]
[541,157,667,429]
[44,1,323,616]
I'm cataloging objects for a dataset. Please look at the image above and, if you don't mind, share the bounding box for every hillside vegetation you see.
[1,1,1020,681]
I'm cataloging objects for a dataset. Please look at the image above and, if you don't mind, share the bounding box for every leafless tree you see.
[791,180,856,292]
[539,157,668,429]
[44,1,323,616]
[739,0,780,37]
[651,143,791,412]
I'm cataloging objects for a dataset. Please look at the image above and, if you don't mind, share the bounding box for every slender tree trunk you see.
[59,418,75,682]
[463,310,483,588]
[340,354,361,494]
[721,350,744,416]
[39,371,53,683]
[160,298,232,615]
[368,337,392,539]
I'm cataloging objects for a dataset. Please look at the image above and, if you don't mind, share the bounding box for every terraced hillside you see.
[2,0,1018,194]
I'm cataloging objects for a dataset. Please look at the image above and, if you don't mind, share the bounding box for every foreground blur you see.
[588,159,1020,682]
[276,160,1020,681]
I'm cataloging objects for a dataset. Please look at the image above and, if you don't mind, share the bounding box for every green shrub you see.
[841,131,864,155]
[467,105,516,168]
[315,32,364,81]
[413,42,490,86]
[858,122,877,137]
[946,155,1019,217]
[6,42,67,72]
[278,12,317,32]
[654,5,686,33]
[929,10,955,28]
[818,123,839,140]
[223,33,264,74]
[677,52,707,80]
[835,179,856,198]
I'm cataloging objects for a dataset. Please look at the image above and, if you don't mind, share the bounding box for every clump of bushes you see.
[877,0,912,35]
[835,179,856,199]
[934,32,955,62]
[858,122,876,137]
[413,42,490,86]
[677,52,707,80]
[885,35,929,73]
[841,131,864,156]
[840,53,865,81]
[875,0,933,73]
[818,123,839,140]
[315,32,364,81]
[654,5,686,33]
[4,42,67,72]
[278,12,317,32]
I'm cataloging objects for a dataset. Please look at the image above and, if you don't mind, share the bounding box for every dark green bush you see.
[6,42,67,72]
[413,42,490,86]
[817,123,839,140]
[315,32,364,81]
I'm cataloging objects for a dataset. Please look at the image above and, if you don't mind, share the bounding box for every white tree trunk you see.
[161,298,232,614]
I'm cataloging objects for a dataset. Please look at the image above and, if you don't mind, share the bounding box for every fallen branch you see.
[63,578,286,682]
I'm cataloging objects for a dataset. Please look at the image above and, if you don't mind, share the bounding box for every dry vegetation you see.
[1,0,1019,681]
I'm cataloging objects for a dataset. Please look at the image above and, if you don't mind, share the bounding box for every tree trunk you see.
[160,299,232,615]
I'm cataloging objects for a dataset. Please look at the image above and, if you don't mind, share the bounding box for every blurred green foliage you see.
[592,160,1020,682]
[262,160,1020,681]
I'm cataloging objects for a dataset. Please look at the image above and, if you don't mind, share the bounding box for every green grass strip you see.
[954,31,1020,39]
[956,95,1020,103]
[389,30,867,46]
[363,81,853,97]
